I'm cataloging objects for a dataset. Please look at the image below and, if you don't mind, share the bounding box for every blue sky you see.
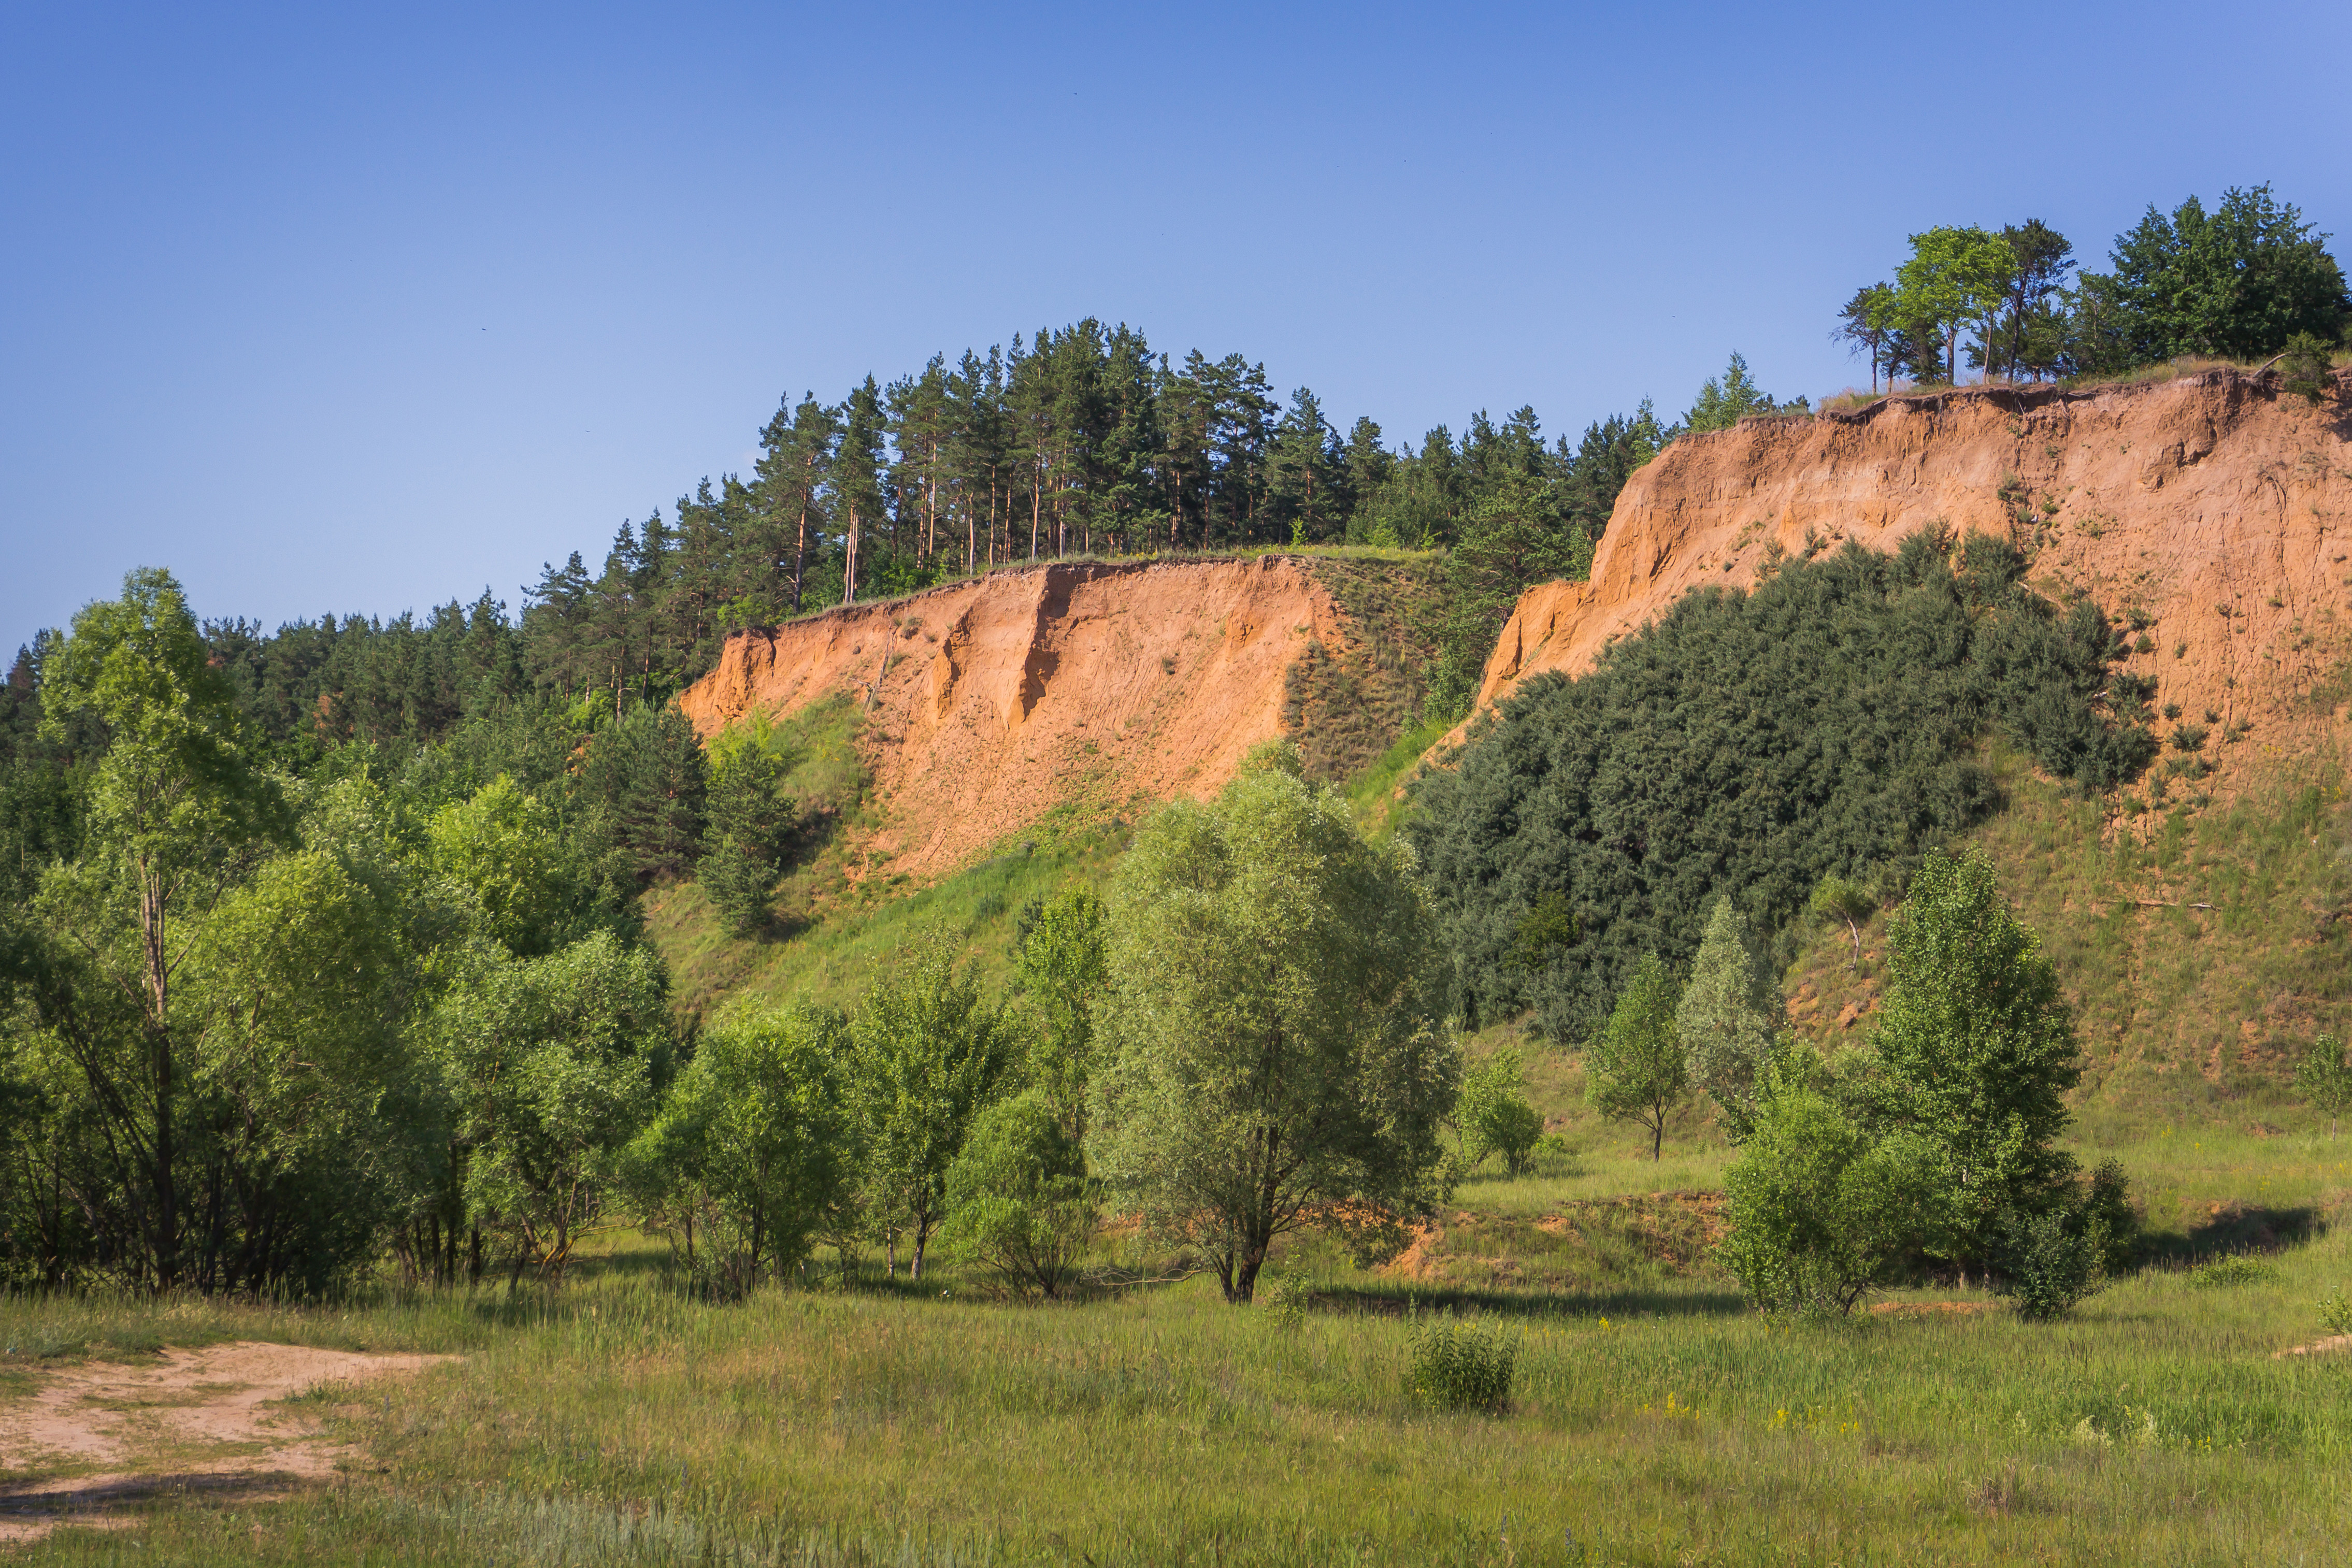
[5,1,2346,651]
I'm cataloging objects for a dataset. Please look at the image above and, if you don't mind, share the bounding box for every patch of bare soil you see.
[1867,1300,1998,1318]
[2272,1333,2352,1359]
[0,1340,455,1542]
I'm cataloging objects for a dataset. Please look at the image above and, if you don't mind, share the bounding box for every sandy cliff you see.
[680,556,1394,880]
[1473,371,2352,773]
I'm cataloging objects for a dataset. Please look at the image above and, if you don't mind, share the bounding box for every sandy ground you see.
[0,1340,455,1542]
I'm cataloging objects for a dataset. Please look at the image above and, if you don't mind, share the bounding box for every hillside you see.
[676,552,1442,883]
[1469,368,2352,785]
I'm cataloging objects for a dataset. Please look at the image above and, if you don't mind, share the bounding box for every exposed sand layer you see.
[1467,371,2352,783]
[0,1340,454,1541]
[679,557,1357,880]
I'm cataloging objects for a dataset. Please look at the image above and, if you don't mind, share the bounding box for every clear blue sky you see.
[5,1,2346,652]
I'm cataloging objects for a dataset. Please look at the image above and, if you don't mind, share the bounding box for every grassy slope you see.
[1780,737,2352,1143]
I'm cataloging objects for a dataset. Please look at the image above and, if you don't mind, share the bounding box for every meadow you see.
[4,1091,2346,1568]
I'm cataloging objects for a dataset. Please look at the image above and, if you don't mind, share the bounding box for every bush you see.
[1406,1306,1517,1413]
[2319,1285,2352,1336]
[1997,1209,2102,1322]
[1718,1081,1934,1318]
[944,1090,1095,1301]
[1458,1045,1544,1175]
[2188,1255,2277,1289]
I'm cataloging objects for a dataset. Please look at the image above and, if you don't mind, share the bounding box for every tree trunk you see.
[843,508,860,605]
[139,858,178,1287]
[791,499,809,612]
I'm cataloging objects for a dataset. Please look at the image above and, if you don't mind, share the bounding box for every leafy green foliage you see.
[1404,1306,1517,1412]
[1457,1046,1543,1176]
[434,930,673,1285]
[1583,954,1687,1161]
[1862,847,2082,1272]
[698,746,797,939]
[1091,743,1456,1303]
[1718,1077,1936,1317]
[1012,887,1107,1136]
[2294,1033,2352,1134]
[2188,1255,2278,1289]
[1676,896,1779,1139]
[2319,1285,2352,1336]
[944,1088,1094,1300]
[576,703,707,885]
[1412,536,2152,1043]
[2278,330,2339,404]
[2101,185,2351,364]
[1680,352,1805,432]
[1995,1208,2103,1322]
[845,941,1021,1278]
[622,1001,846,1298]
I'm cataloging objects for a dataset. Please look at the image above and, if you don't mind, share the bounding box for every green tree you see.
[33,568,286,1285]
[576,703,708,886]
[1676,896,1779,1140]
[847,942,1020,1279]
[1457,1045,1543,1176]
[1718,1076,1935,1317]
[2296,1033,2352,1138]
[427,776,599,957]
[1994,220,2076,379]
[1091,743,1456,1303]
[1584,953,1687,1161]
[624,1000,847,1297]
[2102,184,2351,362]
[1863,846,2081,1273]
[1887,227,2017,385]
[435,929,672,1286]
[1833,286,1897,394]
[699,745,797,938]
[1014,886,1108,1137]
[1682,352,1802,433]
[754,393,838,613]
[945,1087,1094,1300]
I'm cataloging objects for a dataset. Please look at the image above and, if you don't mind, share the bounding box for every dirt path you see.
[0,1340,455,1543]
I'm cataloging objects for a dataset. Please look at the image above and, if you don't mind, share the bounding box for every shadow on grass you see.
[2141,1201,2322,1264]
[1308,1281,1747,1322]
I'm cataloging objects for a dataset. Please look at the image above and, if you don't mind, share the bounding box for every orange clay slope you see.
[1467,368,2352,780]
[677,555,1432,882]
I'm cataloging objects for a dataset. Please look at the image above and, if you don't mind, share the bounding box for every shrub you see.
[2188,1255,2277,1289]
[1257,1276,1309,1331]
[1997,1209,2102,1322]
[944,1089,1095,1301]
[1406,1307,1517,1413]
[2279,330,2337,404]
[2319,1285,2352,1336]
[1718,1079,1935,1318]
[1459,1046,1544,1175]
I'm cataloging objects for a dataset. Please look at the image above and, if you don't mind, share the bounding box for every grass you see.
[3,1117,2347,1566]
[1781,738,2352,1139]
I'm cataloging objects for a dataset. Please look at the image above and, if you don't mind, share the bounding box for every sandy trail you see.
[0,1340,455,1542]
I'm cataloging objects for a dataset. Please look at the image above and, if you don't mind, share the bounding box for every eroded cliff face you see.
[680,556,1381,880]
[1474,371,2352,775]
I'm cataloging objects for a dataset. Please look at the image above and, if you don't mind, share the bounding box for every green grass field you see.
[5,1094,2347,1566]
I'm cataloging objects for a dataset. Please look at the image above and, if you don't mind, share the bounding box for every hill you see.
[1467,367,2352,783]
[675,551,1444,882]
